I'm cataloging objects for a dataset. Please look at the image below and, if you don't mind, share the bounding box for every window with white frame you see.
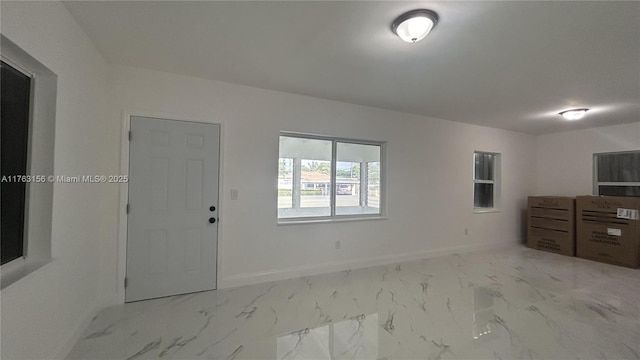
[593,151,640,197]
[1,36,56,289]
[278,134,383,220]
[473,152,500,210]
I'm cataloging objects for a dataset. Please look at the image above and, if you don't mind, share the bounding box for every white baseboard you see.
[52,302,103,360]
[219,241,514,289]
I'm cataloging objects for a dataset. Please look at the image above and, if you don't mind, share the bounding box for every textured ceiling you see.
[64,1,640,134]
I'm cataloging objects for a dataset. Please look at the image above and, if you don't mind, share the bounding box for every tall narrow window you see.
[473,152,500,210]
[278,134,384,221]
[594,151,640,197]
[1,60,32,265]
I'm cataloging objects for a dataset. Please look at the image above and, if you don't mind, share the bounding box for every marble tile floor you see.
[68,245,640,360]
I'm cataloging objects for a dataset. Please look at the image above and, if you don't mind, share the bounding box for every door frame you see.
[116,111,224,304]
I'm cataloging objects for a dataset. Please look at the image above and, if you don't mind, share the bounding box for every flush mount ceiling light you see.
[559,108,589,120]
[391,9,439,43]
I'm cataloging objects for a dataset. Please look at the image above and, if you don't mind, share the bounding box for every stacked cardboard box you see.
[576,196,640,268]
[527,196,576,256]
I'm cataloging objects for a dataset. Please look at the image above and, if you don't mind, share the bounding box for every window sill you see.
[473,208,501,214]
[1,257,52,290]
[278,216,387,226]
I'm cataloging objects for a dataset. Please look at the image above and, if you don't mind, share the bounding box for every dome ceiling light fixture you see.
[391,9,439,43]
[559,108,589,121]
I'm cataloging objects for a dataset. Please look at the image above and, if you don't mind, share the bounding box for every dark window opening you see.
[594,151,640,198]
[474,183,495,208]
[1,60,31,265]
[598,186,640,197]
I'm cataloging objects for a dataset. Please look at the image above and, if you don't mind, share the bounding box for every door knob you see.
[209,206,216,211]
[209,217,216,224]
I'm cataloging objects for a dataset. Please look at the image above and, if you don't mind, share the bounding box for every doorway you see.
[126,116,220,302]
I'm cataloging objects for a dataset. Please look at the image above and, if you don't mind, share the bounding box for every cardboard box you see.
[576,196,640,268]
[527,196,576,256]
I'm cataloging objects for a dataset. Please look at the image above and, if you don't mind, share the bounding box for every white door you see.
[126,116,220,302]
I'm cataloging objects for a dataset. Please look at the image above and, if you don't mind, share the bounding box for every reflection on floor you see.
[277,313,378,359]
[68,246,640,359]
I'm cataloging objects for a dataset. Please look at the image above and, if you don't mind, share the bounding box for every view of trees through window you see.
[278,135,382,219]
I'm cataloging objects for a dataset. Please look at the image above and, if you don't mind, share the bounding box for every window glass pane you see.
[474,183,494,208]
[277,158,293,209]
[278,136,332,218]
[598,185,640,197]
[367,161,381,210]
[597,152,640,182]
[335,142,381,215]
[300,159,331,214]
[1,61,30,265]
[474,153,494,181]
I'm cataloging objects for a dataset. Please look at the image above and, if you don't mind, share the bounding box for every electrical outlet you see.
[230,189,238,200]
[335,240,341,250]
[465,228,469,236]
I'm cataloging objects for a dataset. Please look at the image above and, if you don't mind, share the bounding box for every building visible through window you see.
[278,134,383,220]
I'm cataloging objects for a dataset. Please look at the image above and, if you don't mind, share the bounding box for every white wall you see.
[103,64,536,293]
[0,1,111,359]
[535,122,640,196]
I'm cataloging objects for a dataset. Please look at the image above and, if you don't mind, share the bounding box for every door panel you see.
[126,116,220,302]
